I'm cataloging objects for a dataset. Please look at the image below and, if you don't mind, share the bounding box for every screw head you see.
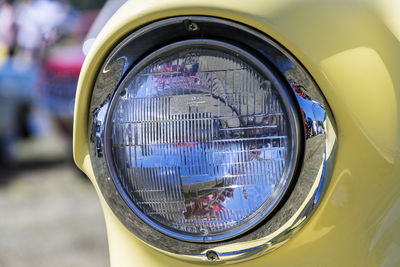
[199,228,209,236]
[206,250,219,261]
[120,89,127,97]
[186,21,200,31]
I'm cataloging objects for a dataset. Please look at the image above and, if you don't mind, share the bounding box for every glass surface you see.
[109,47,293,239]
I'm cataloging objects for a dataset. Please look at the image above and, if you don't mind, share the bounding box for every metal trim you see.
[103,39,302,242]
[88,16,337,264]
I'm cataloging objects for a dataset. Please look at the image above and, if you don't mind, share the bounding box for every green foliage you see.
[69,0,107,11]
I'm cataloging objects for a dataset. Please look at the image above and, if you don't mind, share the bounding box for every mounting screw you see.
[120,89,127,97]
[206,250,219,261]
[184,20,200,31]
[199,227,209,236]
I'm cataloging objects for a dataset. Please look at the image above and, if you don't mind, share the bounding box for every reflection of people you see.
[290,79,311,100]
[183,187,235,219]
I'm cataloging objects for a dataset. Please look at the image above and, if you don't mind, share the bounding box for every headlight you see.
[106,40,300,242]
[89,17,336,263]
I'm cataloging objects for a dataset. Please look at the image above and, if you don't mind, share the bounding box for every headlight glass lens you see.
[107,42,298,241]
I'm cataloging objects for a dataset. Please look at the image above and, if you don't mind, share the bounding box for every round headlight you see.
[105,40,300,242]
[89,16,336,263]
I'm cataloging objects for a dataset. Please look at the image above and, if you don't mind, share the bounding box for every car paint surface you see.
[73,0,400,266]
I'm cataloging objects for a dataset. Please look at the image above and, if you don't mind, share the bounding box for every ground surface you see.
[0,133,108,267]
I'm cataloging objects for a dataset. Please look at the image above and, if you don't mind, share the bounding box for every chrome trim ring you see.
[103,39,302,242]
[88,16,337,264]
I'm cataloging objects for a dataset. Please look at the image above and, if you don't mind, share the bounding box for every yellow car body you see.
[73,0,400,266]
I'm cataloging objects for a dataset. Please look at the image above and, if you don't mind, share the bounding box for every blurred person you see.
[0,0,16,63]
[14,0,69,63]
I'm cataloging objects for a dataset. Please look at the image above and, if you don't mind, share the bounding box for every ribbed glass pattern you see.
[109,48,292,239]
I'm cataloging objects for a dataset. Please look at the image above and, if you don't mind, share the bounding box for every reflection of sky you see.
[274,53,326,125]
[297,96,325,122]
[133,76,153,98]
[223,184,275,215]
[128,141,282,220]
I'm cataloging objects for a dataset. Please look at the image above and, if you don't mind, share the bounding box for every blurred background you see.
[0,0,115,266]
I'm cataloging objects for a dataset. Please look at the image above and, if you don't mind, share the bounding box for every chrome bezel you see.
[89,16,337,264]
[103,39,302,243]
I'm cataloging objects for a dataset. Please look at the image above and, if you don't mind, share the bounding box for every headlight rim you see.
[103,39,303,243]
[88,16,336,264]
